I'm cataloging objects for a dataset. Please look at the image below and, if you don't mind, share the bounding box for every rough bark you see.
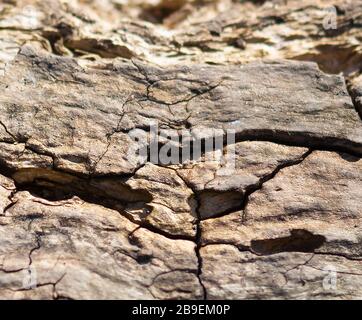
[0,0,361,299]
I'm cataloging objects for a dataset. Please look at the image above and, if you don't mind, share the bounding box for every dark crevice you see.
[2,190,17,215]
[0,266,25,274]
[194,195,207,300]
[0,27,42,32]
[130,128,362,166]
[306,251,362,261]
[346,78,362,121]
[250,230,326,255]
[242,148,313,220]
[16,180,195,242]
[11,272,67,300]
[0,162,194,242]
[147,268,198,289]
[0,159,14,178]
[112,128,362,171]
[0,160,18,215]
[203,240,362,262]
[0,120,17,141]
[1,125,361,183]
[142,81,223,107]
[198,190,243,220]
[112,248,154,265]
[28,232,42,267]
[173,171,207,300]
[201,149,313,222]
[138,1,188,25]
[232,130,362,158]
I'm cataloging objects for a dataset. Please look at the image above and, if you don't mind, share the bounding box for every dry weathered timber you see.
[0,0,361,299]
